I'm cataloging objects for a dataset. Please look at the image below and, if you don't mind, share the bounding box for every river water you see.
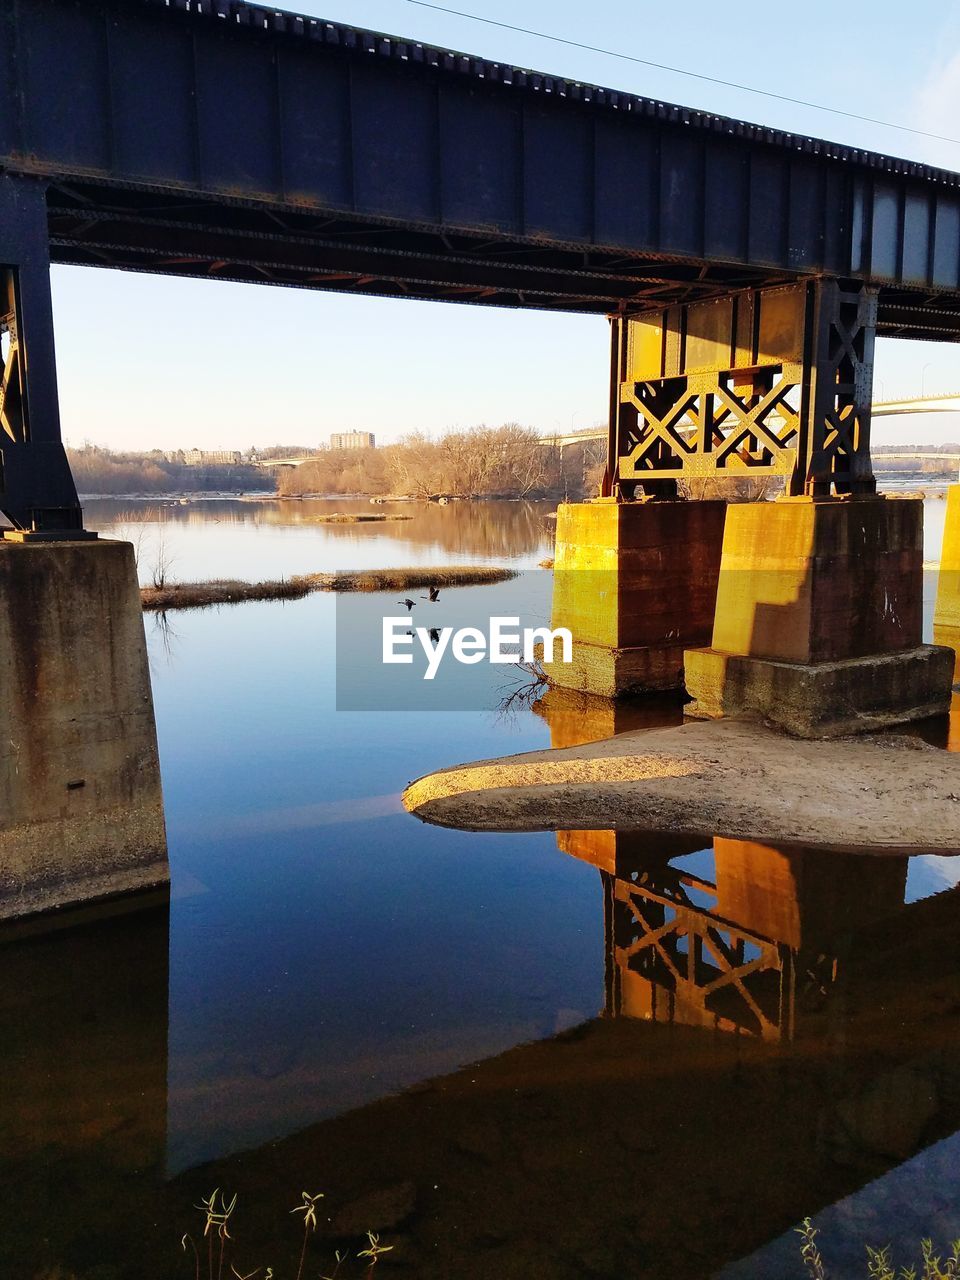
[2,495,959,1280]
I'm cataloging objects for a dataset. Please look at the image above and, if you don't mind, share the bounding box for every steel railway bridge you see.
[4,0,960,526]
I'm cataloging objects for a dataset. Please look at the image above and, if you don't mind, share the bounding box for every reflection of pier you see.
[605,854,795,1041]
[601,839,907,1043]
[0,896,170,1277]
[541,687,913,1044]
[174,833,960,1280]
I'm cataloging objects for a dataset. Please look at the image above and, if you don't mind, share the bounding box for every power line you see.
[406,0,960,150]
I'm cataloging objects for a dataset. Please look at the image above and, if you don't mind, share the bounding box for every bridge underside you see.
[46,179,787,316]
[43,178,960,339]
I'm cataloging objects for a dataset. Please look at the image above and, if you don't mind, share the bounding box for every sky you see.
[49,0,960,451]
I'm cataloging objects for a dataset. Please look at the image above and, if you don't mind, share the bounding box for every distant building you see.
[183,448,243,466]
[329,431,375,451]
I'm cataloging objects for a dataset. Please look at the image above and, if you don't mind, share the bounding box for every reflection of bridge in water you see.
[541,684,955,1045]
[4,701,960,1277]
[580,832,904,1043]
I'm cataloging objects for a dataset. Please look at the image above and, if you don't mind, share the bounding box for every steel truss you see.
[607,280,878,498]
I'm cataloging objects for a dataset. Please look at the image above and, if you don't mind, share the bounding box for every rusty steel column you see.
[0,173,86,535]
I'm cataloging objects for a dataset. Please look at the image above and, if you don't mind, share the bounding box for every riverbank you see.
[141,565,516,610]
[403,717,960,852]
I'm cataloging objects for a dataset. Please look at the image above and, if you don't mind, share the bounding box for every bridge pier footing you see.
[0,537,167,920]
[540,499,726,698]
[685,495,953,737]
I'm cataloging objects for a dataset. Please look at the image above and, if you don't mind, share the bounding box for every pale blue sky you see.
[51,0,960,450]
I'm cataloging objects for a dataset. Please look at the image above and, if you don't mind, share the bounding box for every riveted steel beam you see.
[0,176,85,533]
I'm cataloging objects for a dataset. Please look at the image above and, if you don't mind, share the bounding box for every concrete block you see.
[548,499,726,695]
[0,538,167,919]
[539,636,689,698]
[684,643,954,738]
[711,496,923,663]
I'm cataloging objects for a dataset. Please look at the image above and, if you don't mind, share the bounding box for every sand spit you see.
[403,718,960,853]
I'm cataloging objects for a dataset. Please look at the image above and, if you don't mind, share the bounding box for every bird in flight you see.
[398,597,416,611]
[421,585,441,602]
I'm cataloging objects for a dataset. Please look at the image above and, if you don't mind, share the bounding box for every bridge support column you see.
[0,174,86,533]
[539,498,726,697]
[684,495,954,736]
[0,538,167,919]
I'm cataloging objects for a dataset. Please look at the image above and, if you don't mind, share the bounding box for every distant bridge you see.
[544,394,960,450]
[260,397,960,467]
[256,456,322,469]
[875,452,960,462]
[872,393,960,416]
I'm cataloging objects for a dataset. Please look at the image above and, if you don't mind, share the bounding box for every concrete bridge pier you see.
[0,173,167,919]
[685,495,953,735]
[541,498,726,697]
[545,278,954,732]
[0,538,168,919]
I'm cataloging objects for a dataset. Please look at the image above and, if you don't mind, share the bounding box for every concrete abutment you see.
[0,538,167,920]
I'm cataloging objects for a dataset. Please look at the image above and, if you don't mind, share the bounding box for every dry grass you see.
[310,513,414,524]
[141,579,312,611]
[295,566,515,593]
[141,565,515,611]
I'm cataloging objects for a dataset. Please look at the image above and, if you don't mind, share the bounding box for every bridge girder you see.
[2,0,960,334]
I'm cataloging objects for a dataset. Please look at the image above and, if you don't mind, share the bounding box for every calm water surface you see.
[2,496,959,1280]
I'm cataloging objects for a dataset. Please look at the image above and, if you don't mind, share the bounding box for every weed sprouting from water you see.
[797,1220,960,1280]
[194,1189,237,1280]
[357,1233,393,1276]
[495,658,549,723]
[182,1233,201,1280]
[181,1190,396,1279]
[320,1250,346,1280]
[290,1191,324,1280]
[797,1219,827,1280]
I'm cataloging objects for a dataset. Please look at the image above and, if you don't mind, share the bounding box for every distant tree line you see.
[67,444,264,495]
[66,430,950,501]
[873,442,960,453]
[277,424,607,500]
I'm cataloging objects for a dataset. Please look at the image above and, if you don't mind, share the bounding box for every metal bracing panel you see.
[609,281,877,498]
